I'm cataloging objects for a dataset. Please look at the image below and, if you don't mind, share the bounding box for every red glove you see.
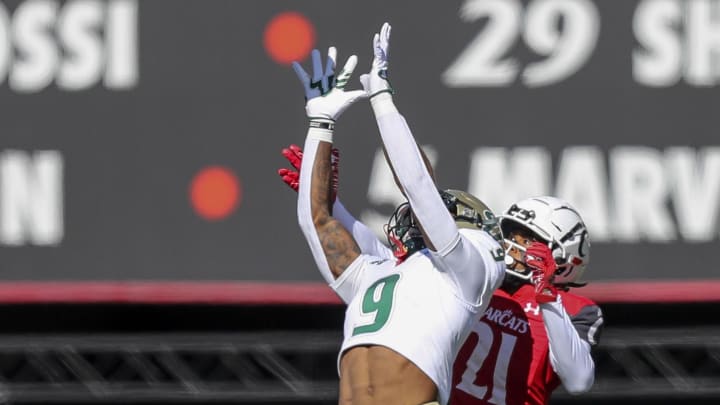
[526,241,558,304]
[277,144,339,201]
[278,144,303,191]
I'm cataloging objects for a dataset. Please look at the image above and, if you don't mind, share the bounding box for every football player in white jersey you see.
[286,24,505,405]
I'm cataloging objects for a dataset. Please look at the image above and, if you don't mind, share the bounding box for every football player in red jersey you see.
[449,196,604,405]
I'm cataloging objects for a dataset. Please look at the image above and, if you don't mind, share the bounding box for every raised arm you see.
[298,138,360,279]
[360,24,504,306]
[382,144,436,198]
[360,23,460,254]
[279,144,393,259]
[291,47,368,282]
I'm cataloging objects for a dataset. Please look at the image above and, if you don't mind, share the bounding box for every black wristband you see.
[370,89,395,99]
[309,121,335,130]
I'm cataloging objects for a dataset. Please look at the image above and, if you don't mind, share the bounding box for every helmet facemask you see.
[500,221,539,282]
[384,202,425,263]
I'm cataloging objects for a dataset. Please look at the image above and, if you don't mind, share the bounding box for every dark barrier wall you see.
[0,0,718,283]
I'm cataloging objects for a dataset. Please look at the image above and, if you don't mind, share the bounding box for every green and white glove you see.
[292,47,337,100]
[292,47,367,127]
[360,22,394,98]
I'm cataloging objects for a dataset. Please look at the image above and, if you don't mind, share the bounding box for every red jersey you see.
[449,284,602,405]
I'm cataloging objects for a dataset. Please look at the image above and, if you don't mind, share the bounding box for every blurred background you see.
[0,0,718,403]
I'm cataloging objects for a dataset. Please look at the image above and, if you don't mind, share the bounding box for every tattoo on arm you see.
[311,142,361,279]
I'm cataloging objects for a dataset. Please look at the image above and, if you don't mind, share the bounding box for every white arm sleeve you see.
[333,199,393,260]
[371,94,458,251]
[297,134,335,285]
[542,299,595,394]
[370,94,503,304]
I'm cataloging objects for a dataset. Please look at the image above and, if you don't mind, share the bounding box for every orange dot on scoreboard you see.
[264,12,316,65]
[190,166,241,221]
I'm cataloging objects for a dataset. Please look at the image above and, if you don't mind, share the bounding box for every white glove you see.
[292,47,367,123]
[360,22,394,98]
[292,47,336,99]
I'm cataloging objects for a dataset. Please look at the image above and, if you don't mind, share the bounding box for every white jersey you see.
[331,229,504,405]
[295,96,505,405]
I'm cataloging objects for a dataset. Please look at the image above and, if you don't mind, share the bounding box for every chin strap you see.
[388,232,409,263]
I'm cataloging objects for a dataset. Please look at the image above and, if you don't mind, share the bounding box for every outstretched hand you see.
[278,144,303,191]
[278,144,340,201]
[292,47,367,123]
[360,22,394,98]
[292,47,337,100]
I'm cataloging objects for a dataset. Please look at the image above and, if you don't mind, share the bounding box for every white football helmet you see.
[499,196,590,287]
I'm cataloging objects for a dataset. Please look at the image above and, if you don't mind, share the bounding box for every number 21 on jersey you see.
[352,274,400,336]
[456,321,519,404]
